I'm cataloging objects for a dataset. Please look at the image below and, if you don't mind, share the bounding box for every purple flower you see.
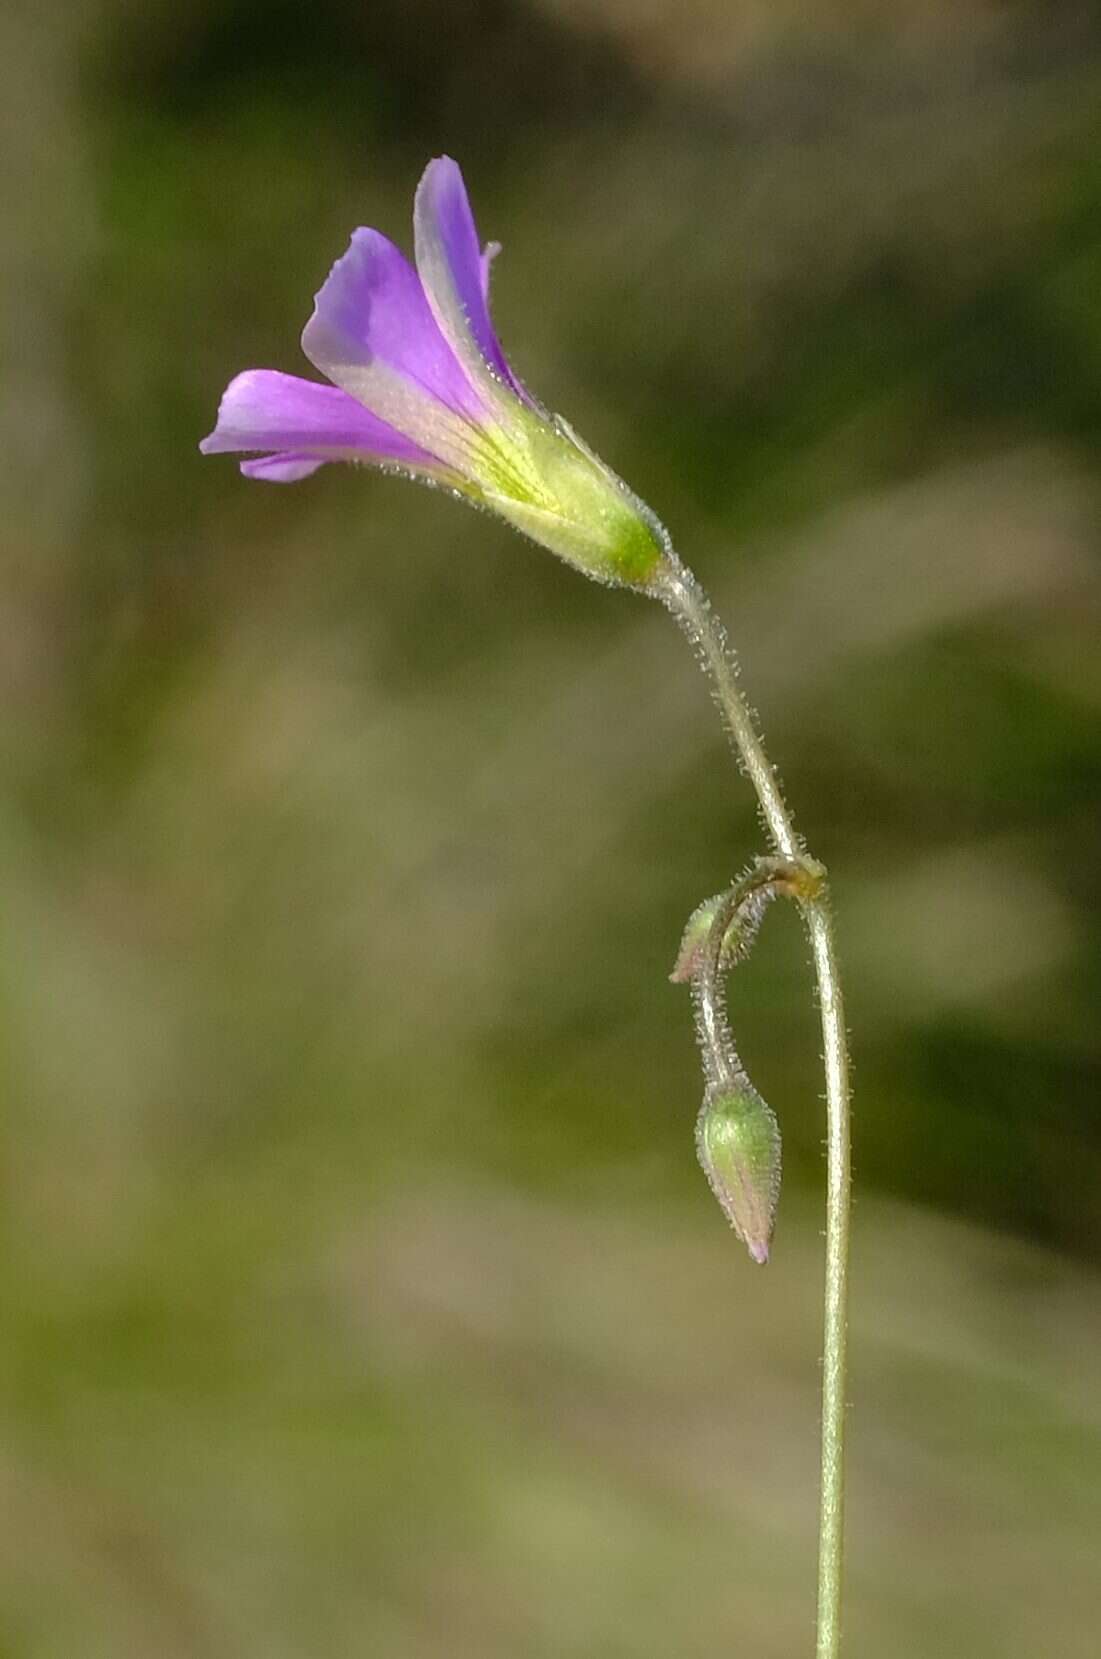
[201,158,669,589]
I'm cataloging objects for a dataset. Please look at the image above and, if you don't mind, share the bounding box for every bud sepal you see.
[696,1078,782,1265]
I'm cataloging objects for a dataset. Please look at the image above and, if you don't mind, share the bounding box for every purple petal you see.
[414,157,535,407]
[240,454,327,483]
[301,229,490,458]
[199,369,442,477]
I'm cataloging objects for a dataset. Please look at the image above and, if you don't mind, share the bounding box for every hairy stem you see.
[690,860,806,1089]
[657,558,852,1659]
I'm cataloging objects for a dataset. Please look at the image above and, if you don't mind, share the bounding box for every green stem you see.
[691,859,806,1088]
[657,558,852,1659]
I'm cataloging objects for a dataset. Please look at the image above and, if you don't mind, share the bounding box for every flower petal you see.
[301,228,497,477]
[199,369,445,478]
[239,453,327,483]
[414,157,535,407]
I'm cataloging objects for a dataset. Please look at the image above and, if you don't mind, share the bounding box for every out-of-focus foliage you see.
[1,2,1099,1654]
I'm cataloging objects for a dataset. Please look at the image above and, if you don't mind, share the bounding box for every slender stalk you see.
[690,859,804,1090]
[805,899,851,1659]
[692,877,745,1091]
[657,557,852,1659]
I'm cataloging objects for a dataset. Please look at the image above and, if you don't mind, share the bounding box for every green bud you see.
[696,1080,781,1264]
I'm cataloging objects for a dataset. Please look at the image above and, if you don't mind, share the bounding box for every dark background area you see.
[2,2,1099,1655]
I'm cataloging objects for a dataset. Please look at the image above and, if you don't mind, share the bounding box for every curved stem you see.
[657,557,852,1659]
[691,860,806,1090]
[692,880,742,1091]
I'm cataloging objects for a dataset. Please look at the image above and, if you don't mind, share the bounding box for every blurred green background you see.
[2,1,1100,1654]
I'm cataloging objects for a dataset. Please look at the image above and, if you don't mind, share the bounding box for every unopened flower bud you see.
[696,1079,781,1264]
